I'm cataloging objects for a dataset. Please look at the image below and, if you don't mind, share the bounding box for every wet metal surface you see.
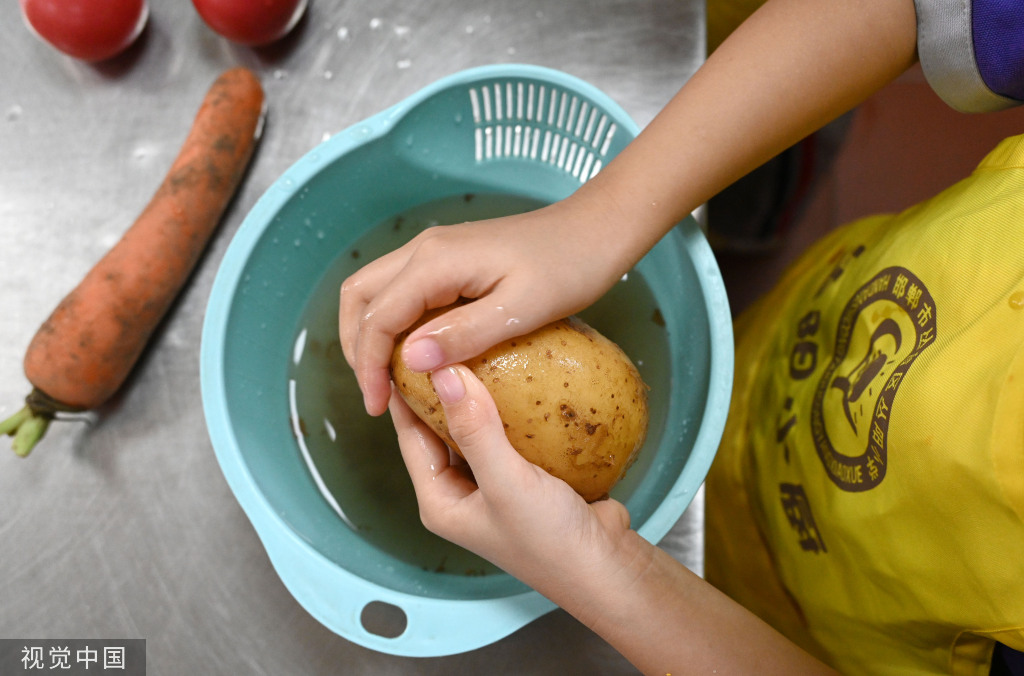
[0,2,704,673]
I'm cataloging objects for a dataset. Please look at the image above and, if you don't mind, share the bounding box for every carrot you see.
[0,67,265,457]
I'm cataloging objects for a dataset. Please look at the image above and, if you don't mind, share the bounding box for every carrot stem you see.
[0,406,31,436]
[0,404,52,457]
[12,411,50,457]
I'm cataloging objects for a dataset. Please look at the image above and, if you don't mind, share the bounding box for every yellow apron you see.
[705,134,1024,674]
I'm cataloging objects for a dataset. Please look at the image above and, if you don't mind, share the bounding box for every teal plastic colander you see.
[200,64,733,657]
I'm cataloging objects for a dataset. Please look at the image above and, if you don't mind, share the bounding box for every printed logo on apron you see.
[810,266,937,491]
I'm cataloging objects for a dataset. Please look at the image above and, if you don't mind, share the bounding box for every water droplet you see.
[6,105,23,122]
[336,26,349,40]
[454,112,463,124]
[396,58,412,69]
[369,17,382,29]
[1010,291,1024,310]
[465,24,474,34]
[323,418,337,442]
[394,25,410,36]
[323,70,334,80]
[316,230,325,239]
[273,69,288,80]
[293,238,302,247]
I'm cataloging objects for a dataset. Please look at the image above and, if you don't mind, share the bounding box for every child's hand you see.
[340,195,633,417]
[390,364,839,676]
[388,364,641,595]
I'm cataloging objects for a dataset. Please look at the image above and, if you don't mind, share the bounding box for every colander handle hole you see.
[360,601,407,639]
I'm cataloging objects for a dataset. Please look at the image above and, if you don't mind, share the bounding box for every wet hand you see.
[340,199,628,416]
[388,364,637,591]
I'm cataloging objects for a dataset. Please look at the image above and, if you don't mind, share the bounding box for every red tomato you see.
[191,0,307,47]
[20,0,148,62]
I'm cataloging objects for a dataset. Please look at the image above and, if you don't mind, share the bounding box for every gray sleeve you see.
[915,0,1020,113]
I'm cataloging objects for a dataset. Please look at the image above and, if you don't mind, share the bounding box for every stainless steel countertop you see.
[0,2,705,673]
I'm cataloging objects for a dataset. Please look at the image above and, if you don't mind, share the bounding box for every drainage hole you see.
[360,601,407,639]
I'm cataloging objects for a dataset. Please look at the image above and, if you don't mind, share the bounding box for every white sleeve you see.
[915,0,1023,113]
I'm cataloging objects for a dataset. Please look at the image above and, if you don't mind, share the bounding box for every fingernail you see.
[403,337,444,371]
[431,367,466,405]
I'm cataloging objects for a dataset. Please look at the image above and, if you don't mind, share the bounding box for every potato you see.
[390,308,649,502]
